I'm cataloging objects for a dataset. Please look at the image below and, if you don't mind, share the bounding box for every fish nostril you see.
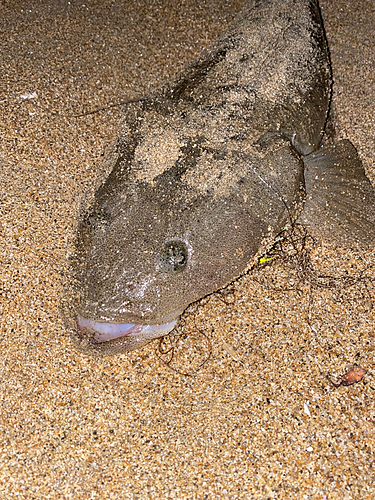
[84,208,111,234]
[159,240,188,274]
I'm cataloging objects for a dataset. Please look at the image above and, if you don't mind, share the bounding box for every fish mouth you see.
[76,315,177,343]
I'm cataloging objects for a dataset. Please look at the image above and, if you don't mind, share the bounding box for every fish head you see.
[69,166,265,353]
[66,105,304,354]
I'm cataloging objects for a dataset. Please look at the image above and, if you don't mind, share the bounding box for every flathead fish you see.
[65,0,375,354]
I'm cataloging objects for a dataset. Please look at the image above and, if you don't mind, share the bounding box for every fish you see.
[64,0,375,354]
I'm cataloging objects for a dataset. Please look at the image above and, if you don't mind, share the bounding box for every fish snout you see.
[76,315,177,344]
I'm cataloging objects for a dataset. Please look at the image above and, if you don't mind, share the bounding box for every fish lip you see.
[76,315,177,343]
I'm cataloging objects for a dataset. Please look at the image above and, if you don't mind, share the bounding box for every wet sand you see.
[0,1,374,498]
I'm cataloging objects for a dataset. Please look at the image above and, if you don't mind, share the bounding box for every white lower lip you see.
[76,315,177,343]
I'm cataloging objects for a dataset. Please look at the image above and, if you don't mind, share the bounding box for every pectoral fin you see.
[299,140,375,248]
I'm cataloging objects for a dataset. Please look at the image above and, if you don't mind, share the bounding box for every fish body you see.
[66,0,375,354]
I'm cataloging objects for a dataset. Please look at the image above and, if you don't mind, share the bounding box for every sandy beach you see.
[0,0,374,498]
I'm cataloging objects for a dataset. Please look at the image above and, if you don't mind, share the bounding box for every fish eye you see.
[159,240,188,273]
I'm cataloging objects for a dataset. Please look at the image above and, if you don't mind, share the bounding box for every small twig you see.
[66,95,150,118]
